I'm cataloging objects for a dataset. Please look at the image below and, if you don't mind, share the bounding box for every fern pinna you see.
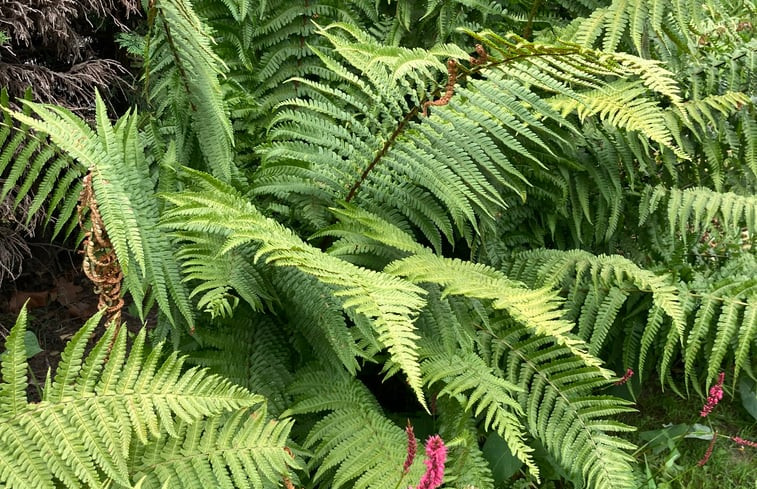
[1,0,756,488]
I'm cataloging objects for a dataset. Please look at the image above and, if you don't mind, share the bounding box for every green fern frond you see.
[174,231,274,317]
[185,313,295,416]
[573,0,701,52]
[257,24,690,248]
[0,309,271,489]
[130,406,297,489]
[684,256,757,390]
[272,269,370,374]
[0,89,83,239]
[434,396,495,488]
[639,185,757,239]
[421,345,537,475]
[284,367,425,489]
[504,249,686,357]
[162,169,428,408]
[550,80,684,157]
[7,94,194,328]
[386,253,607,372]
[480,320,638,489]
[147,0,237,182]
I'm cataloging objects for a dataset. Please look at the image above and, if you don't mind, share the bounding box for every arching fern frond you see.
[421,345,537,476]
[129,406,298,489]
[145,0,237,182]
[174,231,274,317]
[549,80,684,157]
[271,268,371,374]
[161,169,428,408]
[256,24,687,249]
[6,94,194,328]
[503,248,685,357]
[684,255,757,390]
[0,309,281,489]
[639,185,757,241]
[184,312,295,416]
[385,253,605,371]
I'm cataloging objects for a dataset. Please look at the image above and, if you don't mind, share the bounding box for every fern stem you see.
[158,8,197,112]
[345,47,581,203]
[345,106,421,202]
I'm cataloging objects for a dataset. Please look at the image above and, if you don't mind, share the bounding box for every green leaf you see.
[23,331,42,358]
[482,433,524,484]
[739,376,757,421]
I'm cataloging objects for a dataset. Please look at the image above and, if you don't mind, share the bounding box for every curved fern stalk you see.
[479,321,637,489]
[146,0,237,182]
[161,169,429,409]
[5,93,194,328]
[283,367,426,489]
[257,24,687,249]
[0,89,83,240]
[0,308,292,489]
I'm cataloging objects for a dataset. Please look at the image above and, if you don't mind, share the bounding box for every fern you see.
[184,312,295,416]
[256,25,681,249]
[386,253,605,370]
[421,345,536,475]
[479,318,637,489]
[0,308,294,488]
[0,89,83,239]
[504,249,685,356]
[640,185,757,239]
[283,367,426,489]
[161,169,429,408]
[6,94,194,328]
[145,0,237,182]
[128,407,297,489]
[683,255,757,390]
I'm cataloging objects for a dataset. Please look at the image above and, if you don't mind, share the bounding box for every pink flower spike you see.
[732,436,757,448]
[411,435,447,489]
[697,431,718,467]
[699,372,725,417]
[403,421,417,475]
[614,368,634,386]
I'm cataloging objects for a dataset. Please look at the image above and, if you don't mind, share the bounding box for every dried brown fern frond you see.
[0,0,139,115]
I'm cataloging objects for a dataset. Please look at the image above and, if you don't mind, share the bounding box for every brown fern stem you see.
[345,106,420,202]
[343,45,581,202]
